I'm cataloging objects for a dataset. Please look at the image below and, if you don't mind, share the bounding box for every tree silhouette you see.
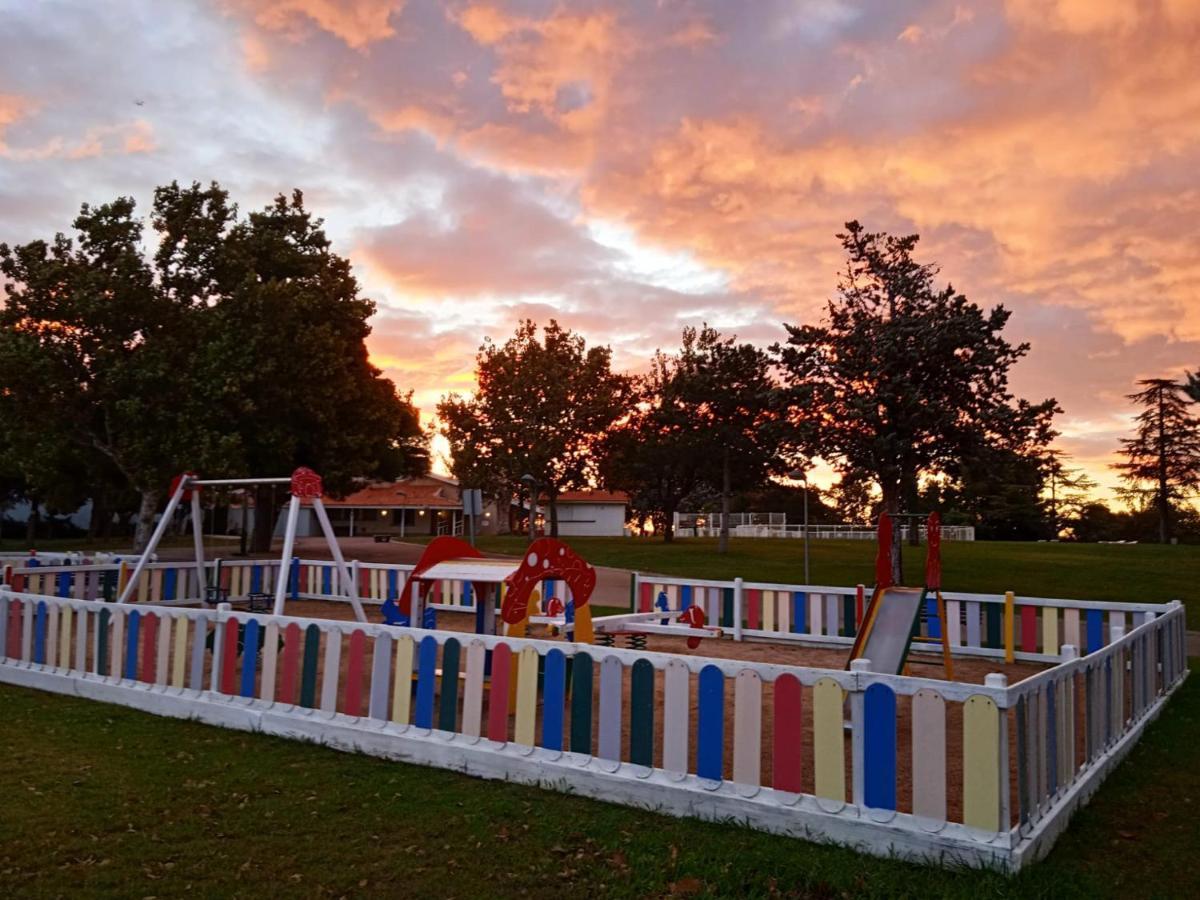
[1113,378,1200,543]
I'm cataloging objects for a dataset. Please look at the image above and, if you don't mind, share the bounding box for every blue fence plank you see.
[164,568,177,601]
[414,635,438,729]
[124,610,141,680]
[681,585,693,611]
[793,592,807,633]
[864,683,897,811]
[925,596,941,639]
[542,649,566,751]
[240,619,261,698]
[1086,609,1104,653]
[250,565,263,594]
[34,601,47,664]
[697,665,724,781]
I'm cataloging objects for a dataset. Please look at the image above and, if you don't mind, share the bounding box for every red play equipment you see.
[382,536,597,642]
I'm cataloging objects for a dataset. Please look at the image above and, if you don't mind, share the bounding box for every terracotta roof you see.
[317,480,628,509]
[556,490,629,505]
[321,480,460,509]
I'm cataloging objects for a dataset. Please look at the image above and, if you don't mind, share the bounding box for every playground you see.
[0,469,1190,874]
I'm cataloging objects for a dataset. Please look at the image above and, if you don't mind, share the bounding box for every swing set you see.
[118,467,367,622]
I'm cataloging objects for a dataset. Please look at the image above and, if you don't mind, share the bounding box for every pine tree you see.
[1113,379,1200,543]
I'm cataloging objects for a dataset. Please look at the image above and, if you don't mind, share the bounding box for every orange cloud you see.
[2,115,156,162]
[0,94,34,151]
[226,0,405,49]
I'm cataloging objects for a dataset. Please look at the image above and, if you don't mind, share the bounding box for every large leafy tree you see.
[0,198,234,547]
[1113,378,1200,543]
[775,222,1058,572]
[438,320,631,536]
[598,328,714,542]
[153,184,428,551]
[0,183,427,550]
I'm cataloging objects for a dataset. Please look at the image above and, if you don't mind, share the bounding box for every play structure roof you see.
[419,557,521,583]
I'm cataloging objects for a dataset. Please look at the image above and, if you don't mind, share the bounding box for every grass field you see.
[0,665,1195,899]
[423,535,1199,617]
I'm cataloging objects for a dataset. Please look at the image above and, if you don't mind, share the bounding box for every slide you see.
[846,511,953,678]
[848,586,926,674]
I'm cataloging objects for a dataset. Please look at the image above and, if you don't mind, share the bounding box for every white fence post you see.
[850,658,870,808]
[210,602,232,692]
[733,578,744,642]
[986,672,1010,832]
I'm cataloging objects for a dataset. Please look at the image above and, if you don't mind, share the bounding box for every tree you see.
[1113,378,1200,543]
[0,183,428,550]
[1039,449,1097,539]
[0,198,231,548]
[775,221,1058,574]
[598,329,713,542]
[1184,370,1200,403]
[438,320,631,537]
[934,446,1046,540]
[156,184,429,551]
[690,329,781,553]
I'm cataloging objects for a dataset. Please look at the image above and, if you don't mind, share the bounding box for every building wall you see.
[555,503,626,537]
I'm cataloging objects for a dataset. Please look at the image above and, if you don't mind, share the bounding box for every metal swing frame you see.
[117,471,367,622]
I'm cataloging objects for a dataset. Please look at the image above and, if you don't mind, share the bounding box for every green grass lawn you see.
[440,536,1199,617]
[1,667,1196,899]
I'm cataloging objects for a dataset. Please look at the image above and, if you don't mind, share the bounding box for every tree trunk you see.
[1156,389,1169,543]
[133,488,159,552]
[548,492,559,538]
[662,498,676,543]
[87,495,105,541]
[250,484,277,553]
[25,499,39,544]
[718,448,731,555]
[902,469,921,546]
[880,478,903,585]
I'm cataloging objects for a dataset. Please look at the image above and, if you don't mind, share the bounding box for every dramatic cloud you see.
[2,0,1197,498]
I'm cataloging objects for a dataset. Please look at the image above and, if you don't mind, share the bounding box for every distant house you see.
[264,476,629,539]
[548,491,629,537]
[274,474,505,539]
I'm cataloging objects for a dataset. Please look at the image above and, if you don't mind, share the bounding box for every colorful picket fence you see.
[0,586,1186,870]
[633,574,1171,665]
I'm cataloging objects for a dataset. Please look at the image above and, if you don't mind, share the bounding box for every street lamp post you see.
[788,468,810,584]
[520,474,538,547]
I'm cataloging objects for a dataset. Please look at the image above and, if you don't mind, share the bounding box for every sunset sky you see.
[2,1,1198,499]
